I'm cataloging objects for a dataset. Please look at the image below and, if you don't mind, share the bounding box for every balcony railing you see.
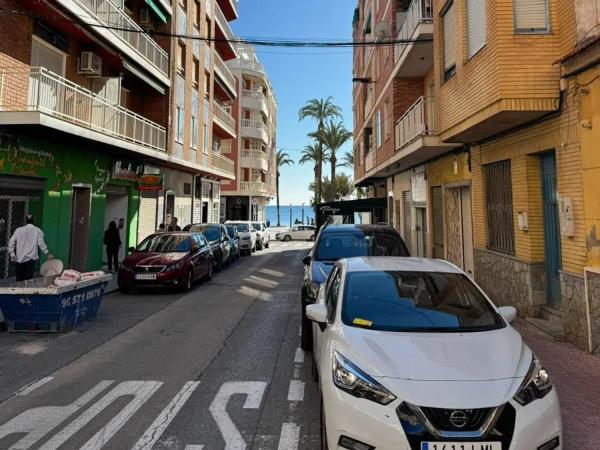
[395,96,433,150]
[241,148,268,161]
[0,67,165,152]
[227,59,266,77]
[69,0,169,77]
[215,1,235,41]
[213,101,236,134]
[240,181,268,194]
[211,152,235,176]
[365,149,377,171]
[395,0,433,62]
[241,118,268,133]
[214,51,237,92]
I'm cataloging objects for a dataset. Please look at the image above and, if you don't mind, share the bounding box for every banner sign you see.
[112,160,143,182]
[137,174,164,191]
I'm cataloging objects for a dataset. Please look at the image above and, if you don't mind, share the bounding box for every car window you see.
[315,232,409,261]
[292,227,298,231]
[326,268,341,323]
[200,227,220,242]
[341,271,504,332]
[137,234,190,253]
[235,224,249,232]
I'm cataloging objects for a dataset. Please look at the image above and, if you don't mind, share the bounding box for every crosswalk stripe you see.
[294,348,305,364]
[287,380,305,402]
[277,423,300,450]
[16,377,54,396]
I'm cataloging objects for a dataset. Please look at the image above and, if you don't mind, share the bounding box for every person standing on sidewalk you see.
[103,221,121,272]
[8,214,53,282]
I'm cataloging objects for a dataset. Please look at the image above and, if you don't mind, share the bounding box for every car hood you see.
[311,261,335,284]
[124,252,187,266]
[336,326,532,407]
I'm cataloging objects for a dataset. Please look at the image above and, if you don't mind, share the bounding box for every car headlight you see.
[514,355,553,406]
[165,262,185,272]
[332,351,396,405]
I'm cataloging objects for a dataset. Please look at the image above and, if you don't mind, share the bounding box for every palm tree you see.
[339,150,354,168]
[317,121,353,200]
[312,174,356,202]
[276,150,294,226]
[299,142,328,205]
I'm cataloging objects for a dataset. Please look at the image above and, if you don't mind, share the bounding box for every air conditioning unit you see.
[140,8,152,27]
[78,52,102,77]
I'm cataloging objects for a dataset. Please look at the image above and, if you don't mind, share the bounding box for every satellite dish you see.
[374,21,391,40]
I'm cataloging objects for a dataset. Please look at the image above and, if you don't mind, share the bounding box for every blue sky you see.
[231,0,355,205]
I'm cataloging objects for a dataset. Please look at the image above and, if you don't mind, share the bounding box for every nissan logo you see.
[449,410,469,428]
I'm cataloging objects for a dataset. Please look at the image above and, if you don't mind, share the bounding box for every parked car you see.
[225,221,257,255]
[276,225,317,241]
[225,225,241,261]
[301,224,409,350]
[183,223,232,271]
[118,232,213,292]
[308,257,561,450]
[252,222,270,249]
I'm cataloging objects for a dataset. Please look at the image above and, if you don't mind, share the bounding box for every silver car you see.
[225,221,257,255]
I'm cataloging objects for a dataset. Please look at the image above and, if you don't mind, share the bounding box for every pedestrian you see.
[103,221,121,272]
[8,214,53,282]
[158,223,166,232]
[169,217,181,232]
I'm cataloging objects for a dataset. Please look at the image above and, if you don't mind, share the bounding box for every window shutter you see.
[467,0,486,58]
[514,0,548,32]
[442,4,458,71]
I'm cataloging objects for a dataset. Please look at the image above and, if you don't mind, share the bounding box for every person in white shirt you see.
[8,214,53,282]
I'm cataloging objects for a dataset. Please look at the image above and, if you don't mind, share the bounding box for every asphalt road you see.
[0,241,320,450]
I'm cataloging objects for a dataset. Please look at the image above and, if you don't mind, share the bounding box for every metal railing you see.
[215,1,235,41]
[395,0,433,62]
[211,152,235,175]
[227,59,266,76]
[213,101,236,134]
[241,148,268,161]
[214,51,237,91]
[395,96,433,150]
[240,181,268,194]
[71,0,169,77]
[241,118,268,133]
[0,67,166,151]
[365,149,377,171]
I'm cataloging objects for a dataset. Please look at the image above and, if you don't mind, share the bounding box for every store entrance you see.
[104,185,129,264]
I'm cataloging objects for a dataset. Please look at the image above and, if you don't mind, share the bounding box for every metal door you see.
[415,207,427,257]
[0,197,29,279]
[541,153,562,308]
[431,187,444,258]
[70,186,91,272]
[402,191,412,253]
[461,186,475,277]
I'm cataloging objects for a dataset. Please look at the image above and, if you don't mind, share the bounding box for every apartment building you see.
[353,0,600,354]
[221,43,277,222]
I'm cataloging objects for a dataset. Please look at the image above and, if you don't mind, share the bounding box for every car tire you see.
[225,254,231,266]
[284,235,291,242]
[251,245,256,253]
[320,400,328,450]
[300,313,313,351]
[203,261,214,281]
[310,235,315,242]
[265,241,269,248]
[182,269,193,292]
[118,284,131,294]
[215,255,223,272]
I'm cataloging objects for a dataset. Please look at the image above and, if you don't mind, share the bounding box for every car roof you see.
[321,224,398,234]
[342,257,462,274]
[189,223,221,227]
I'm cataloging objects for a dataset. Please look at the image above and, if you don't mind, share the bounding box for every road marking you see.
[184,446,205,450]
[287,380,305,402]
[209,381,267,450]
[0,380,113,450]
[294,348,305,363]
[293,367,301,379]
[132,381,200,450]
[16,376,55,396]
[40,380,162,450]
[277,423,300,450]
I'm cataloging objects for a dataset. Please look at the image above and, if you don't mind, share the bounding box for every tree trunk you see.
[316,160,322,204]
[330,154,336,201]
[314,165,319,205]
[276,171,281,226]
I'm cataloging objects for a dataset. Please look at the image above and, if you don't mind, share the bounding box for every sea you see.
[265,205,315,227]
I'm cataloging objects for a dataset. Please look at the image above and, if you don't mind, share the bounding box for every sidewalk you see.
[514,319,600,450]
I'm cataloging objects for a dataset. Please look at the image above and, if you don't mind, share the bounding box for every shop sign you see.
[138,174,164,191]
[410,166,427,204]
[112,161,143,182]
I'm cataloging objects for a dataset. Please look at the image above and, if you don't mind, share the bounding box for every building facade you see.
[353,0,600,354]
[221,44,277,223]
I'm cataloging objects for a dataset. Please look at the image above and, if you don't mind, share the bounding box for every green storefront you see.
[0,134,141,280]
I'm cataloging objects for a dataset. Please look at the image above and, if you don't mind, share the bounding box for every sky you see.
[231,0,355,205]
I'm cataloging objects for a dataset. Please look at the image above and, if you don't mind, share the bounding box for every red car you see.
[118,232,213,292]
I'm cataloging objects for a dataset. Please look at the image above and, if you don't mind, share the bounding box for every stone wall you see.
[586,271,600,356]
[474,249,546,317]
[560,271,587,351]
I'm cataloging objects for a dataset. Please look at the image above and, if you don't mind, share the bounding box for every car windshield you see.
[199,227,220,242]
[315,233,409,261]
[226,226,236,237]
[233,223,249,232]
[137,234,190,253]
[341,271,504,333]
[252,223,261,230]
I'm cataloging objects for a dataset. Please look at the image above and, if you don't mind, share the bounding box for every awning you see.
[145,0,167,24]
[122,60,166,95]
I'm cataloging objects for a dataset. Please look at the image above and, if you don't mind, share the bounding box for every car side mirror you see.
[128,246,135,252]
[498,306,517,324]
[306,304,328,324]
[302,255,312,266]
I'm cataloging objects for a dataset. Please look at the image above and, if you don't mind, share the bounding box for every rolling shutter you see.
[442,3,458,72]
[402,190,413,253]
[138,191,158,244]
[431,187,444,259]
[514,0,549,32]
[467,0,486,58]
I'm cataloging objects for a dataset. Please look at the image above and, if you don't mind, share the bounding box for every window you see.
[441,1,457,81]
[513,0,549,33]
[193,0,200,27]
[31,37,65,76]
[204,71,211,97]
[191,115,198,149]
[375,110,381,148]
[177,41,186,74]
[192,58,200,87]
[202,124,209,153]
[175,106,184,143]
[466,0,486,58]
[383,99,391,139]
[485,160,515,255]
[184,182,192,195]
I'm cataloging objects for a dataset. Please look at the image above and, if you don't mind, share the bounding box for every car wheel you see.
[118,284,131,294]
[265,241,270,248]
[251,245,256,253]
[203,261,214,281]
[225,254,231,266]
[284,235,291,242]
[320,400,328,450]
[182,269,193,292]
[310,235,316,242]
[215,256,223,272]
[301,313,313,351]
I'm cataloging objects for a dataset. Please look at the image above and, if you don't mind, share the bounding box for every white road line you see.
[277,423,300,450]
[294,348,305,364]
[16,376,54,396]
[132,381,200,450]
[287,380,305,402]
[184,446,205,450]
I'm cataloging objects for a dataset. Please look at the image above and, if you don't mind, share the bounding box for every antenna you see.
[374,21,391,41]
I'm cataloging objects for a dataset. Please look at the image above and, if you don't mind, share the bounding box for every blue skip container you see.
[0,274,112,332]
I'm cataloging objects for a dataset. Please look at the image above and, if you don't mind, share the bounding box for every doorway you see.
[444,186,475,276]
[540,153,562,309]
[70,186,91,272]
[104,185,128,263]
[415,207,427,257]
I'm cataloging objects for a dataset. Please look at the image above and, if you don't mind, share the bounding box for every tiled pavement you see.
[514,319,600,450]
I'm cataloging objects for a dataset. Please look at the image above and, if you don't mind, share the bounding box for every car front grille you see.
[133,266,165,273]
[420,407,490,432]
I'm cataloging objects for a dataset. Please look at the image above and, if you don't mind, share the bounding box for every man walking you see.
[8,214,53,282]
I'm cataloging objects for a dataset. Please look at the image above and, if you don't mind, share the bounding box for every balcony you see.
[0,67,166,154]
[217,0,238,20]
[241,89,269,119]
[56,0,169,85]
[228,59,267,80]
[393,0,433,77]
[214,52,238,98]
[240,119,269,144]
[212,102,236,139]
[239,181,269,196]
[214,2,237,60]
[365,148,377,172]
[211,152,235,179]
[240,148,269,172]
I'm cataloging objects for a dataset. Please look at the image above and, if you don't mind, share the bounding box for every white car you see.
[225,221,257,255]
[276,225,317,241]
[252,222,270,250]
[307,257,562,450]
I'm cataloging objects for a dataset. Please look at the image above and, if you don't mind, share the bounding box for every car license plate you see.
[135,274,156,280]
[421,443,501,450]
